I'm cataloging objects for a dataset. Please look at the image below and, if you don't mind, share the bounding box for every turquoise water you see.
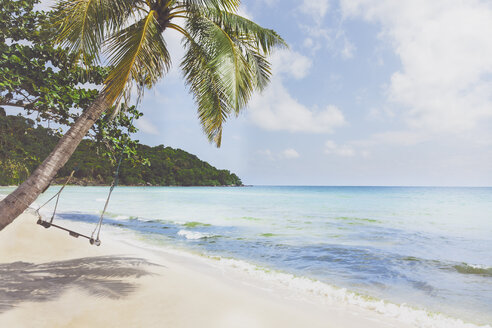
[1,186,491,326]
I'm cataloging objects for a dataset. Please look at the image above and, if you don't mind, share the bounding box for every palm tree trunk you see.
[0,93,109,230]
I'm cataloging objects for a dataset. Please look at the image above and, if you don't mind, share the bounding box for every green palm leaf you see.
[180,4,285,144]
[181,34,232,146]
[181,0,240,12]
[104,11,171,106]
[195,7,286,54]
[54,0,143,65]
[244,49,272,91]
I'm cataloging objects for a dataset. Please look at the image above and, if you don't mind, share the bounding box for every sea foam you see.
[213,257,492,328]
[177,229,211,240]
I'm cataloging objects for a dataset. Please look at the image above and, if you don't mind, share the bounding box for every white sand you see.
[0,211,414,328]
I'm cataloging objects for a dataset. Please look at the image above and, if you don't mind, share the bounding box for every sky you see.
[29,0,492,186]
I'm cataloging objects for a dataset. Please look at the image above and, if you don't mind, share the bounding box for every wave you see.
[401,256,492,278]
[454,264,492,277]
[100,211,129,220]
[177,230,217,240]
[212,257,491,328]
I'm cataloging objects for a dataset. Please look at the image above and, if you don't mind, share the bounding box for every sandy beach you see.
[0,210,417,328]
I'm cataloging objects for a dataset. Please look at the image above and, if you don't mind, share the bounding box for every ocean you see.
[1,186,491,327]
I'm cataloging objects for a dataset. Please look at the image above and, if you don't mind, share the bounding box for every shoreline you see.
[0,191,490,328]
[0,210,417,328]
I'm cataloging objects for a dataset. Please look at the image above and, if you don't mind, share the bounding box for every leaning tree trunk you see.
[0,93,109,230]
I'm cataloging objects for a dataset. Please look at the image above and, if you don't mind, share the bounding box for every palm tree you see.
[0,0,285,230]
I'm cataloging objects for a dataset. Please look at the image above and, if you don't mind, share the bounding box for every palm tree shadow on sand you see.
[0,256,157,312]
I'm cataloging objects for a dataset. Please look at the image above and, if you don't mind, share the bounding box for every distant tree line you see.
[0,112,242,187]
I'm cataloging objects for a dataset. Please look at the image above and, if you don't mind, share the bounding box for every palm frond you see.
[203,16,254,111]
[180,0,240,12]
[103,10,171,108]
[179,5,286,146]
[54,0,143,66]
[181,35,232,146]
[196,7,287,54]
[244,48,271,91]
[186,6,286,100]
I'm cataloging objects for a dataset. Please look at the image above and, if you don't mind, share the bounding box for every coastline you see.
[1,188,491,328]
[0,210,416,328]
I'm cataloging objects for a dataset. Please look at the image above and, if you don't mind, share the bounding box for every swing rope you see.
[8,170,75,224]
[31,111,136,246]
[90,137,127,244]
[34,168,98,242]
[89,112,136,245]
[35,170,76,224]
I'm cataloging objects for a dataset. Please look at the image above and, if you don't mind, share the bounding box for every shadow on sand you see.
[0,256,155,312]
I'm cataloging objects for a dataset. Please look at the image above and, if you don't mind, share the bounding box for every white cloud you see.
[340,38,355,59]
[303,38,314,49]
[324,140,356,156]
[368,105,395,120]
[298,14,356,59]
[249,82,346,133]
[282,148,300,159]
[136,117,160,135]
[300,0,330,23]
[270,49,312,79]
[341,0,492,133]
[248,49,346,133]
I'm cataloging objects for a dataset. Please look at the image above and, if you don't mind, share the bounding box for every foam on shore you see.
[210,257,491,328]
[177,229,214,239]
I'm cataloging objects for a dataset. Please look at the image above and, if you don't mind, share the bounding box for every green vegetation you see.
[0,0,104,122]
[0,0,142,162]
[0,113,242,187]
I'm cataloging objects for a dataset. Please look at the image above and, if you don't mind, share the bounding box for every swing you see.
[35,170,101,245]
[36,132,128,246]
[26,102,139,245]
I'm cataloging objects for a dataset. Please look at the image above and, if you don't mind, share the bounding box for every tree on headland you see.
[1,113,242,186]
[0,0,285,230]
